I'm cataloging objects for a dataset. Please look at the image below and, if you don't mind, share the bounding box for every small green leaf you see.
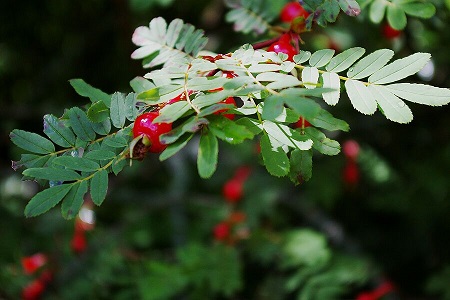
[387,5,407,30]
[289,149,313,184]
[103,135,129,148]
[400,2,435,19]
[13,154,53,170]
[52,156,100,172]
[197,129,218,178]
[321,72,341,105]
[345,79,377,114]
[84,149,117,161]
[10,129,55,154]
[262,95,285,121]
[112,157,128,175]
[160,133,194,161]
[90,169,108,206]
[260,134,290,177]
[369,0,386,23]
[68,107,96,142]
[91,118,111,135]
[160,116,208,144]
[304,127,341,155]
[110,92,127,128]
[137,87,160,101]
[347,49,394,79]
[301,67,320,89]
[61,181,88,219]
[282,94,322,121]
[386,83,450,106]
[368,85,413,123]
[69,79,111,107]
[125,93,138,121]
[25,184,73,217]
[23,167,81,181]
[294,51,311,64]
[235,117,263,135]
[130,76,155,93]
[87,101,110,123]
[309,49,335,68]
[325,47,365,73]
[369,52,431,84]
[208,115,254,144]
[43,114,76,147]
[154,101,192,124]
[308,109,350,132]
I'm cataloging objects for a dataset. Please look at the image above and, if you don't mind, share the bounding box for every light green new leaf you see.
[23,167,81,181]
[369,85,413,123]
[165,18,184,47]
[25,184,73,217]
[347,49,394,79]
[69,79,111,107]
[387,5,407,30]
[87,101,110,123]
[43,114,76,147]
[110,92,127,128]
[345,80,377,114]
[159,133,194,161]
[321,72,340,105]
[368,52,431,84]
[325,47,365,73]
[255,72,302,90]
[386,83,450,106]
[260,134,290,177]
[400,2,435,18]
[309,49,335,68]
[197,129,218,179]
[369,0,387,23]
[61,181,88,220]
[84,150,117,161]
[304,127,341,156]
[10,129,55,154]
[90,169,108,206]
[302,67,319,89]
[68,107,96,142]
[289,149,313,184]
[52,156,100,172]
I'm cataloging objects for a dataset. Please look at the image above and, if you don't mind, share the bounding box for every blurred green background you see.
[1,0,450,299]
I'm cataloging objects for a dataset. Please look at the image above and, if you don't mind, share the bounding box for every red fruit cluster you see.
[280,2,310,23]
[222,166,252,203]
[267,34,298,62]
[21,253,52,300]
[132,111,173,153]
[382,24,402,40]
[342,139,360,186]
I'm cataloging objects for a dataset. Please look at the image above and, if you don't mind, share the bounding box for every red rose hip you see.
[280,2,310,23]
[268,39,297,61]
[133,112,173,153]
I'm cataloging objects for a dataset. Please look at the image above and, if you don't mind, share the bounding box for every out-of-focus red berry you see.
[228,211,247,224]
[355,292,376,300]
[213,222,230,241]
[71,230,87,254]
[343,161,359,185]
[234,166,251,181]
[22,279,45,300]
[21,253,47,275]
[280,2,310,23]
[382,24,402,40]
[223,179,243,203]
[342,140,360,160]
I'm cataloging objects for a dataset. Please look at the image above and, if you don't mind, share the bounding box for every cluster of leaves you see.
[10,15,450,219]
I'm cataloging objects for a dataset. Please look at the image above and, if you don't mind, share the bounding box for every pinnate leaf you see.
[345,80,377,115]
[10,129,55,154]
[386,84,450,106]
[369,85,413,124]
[347,49,394,79]
[309,49,335,68]
[68,107,96,142]
[325,47,365,73]
[25,184,73,217]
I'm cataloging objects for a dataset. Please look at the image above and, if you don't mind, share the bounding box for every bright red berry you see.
[268,40,297,61]
[223,179,243,203]
[294,116,311,128]
[342,140,360,161]
[280,2,310,23]
[382,24,402,40]
[133,112,172,153]
[22,279,45,300]
[213,222,230,241]
[214,97,236,120]
[21,253,48,275]
[343,161,359,185]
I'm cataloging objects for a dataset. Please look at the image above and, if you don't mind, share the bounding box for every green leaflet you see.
[69,79,111,107]
[304,127,341,156]
[197,129,218,179]
[87,101,110,123]
[110,92,127,128]
[84,149,117,161]
[289,149,313,184]
[208,115,254,144]
[24,184,73,217]
[52,156,100,172]
[90,169,109,206]
[10,129,55,154]
[68,107,96,142]
[260,134,290,177]
[159,133,194,161]
[23,167,81,181]
[43,114,76,147]
[61,180,88,220]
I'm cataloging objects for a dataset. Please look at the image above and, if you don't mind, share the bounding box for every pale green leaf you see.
[345,80,377,114]
[25,184,73,217]
[302,67,320,89]
[110,92,127,128]
[386,83,450,106]
[369,85,413,123]
[197,129,218,179]
[154,101,192,124]
[90,169,108,206]
[130,76,155,93]
[368,52,431,84]
[347,49,394,79]
[369,0,387,23]
[400,2,435,18]
[309,49,335,68]
[84,150,117,161]
[165,18,184,47]
[52,156,100,172]
[159,133,193,161]
[43,114,76,147]
[387,5,407,30]
[61,181,88,219]
[248,63,282,73]
[10,129,55,154]
[263,121,313,151]
[125,93,138,121]
[294,51,311,64]
[304,127,341,155]
[321,72,341,105]
[325,47,365,73]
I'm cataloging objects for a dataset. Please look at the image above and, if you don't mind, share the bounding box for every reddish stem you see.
[252,37,281,50]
